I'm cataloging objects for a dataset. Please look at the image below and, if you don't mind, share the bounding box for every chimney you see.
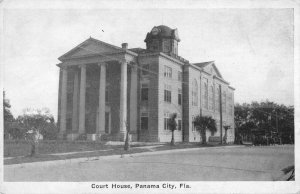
[122,43,128,50]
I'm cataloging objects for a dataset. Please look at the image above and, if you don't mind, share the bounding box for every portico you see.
[57,38,138,141]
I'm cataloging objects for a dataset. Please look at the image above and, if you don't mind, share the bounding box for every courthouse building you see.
[57,25,235,142]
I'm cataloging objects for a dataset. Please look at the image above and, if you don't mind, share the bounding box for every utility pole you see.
[219,85,223,145]
[275,109,281,144]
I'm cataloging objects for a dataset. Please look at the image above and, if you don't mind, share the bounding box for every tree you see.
[3,91,14,139]
[234,100,294,144]
[168,113,177,146]
[223,125,231,144]
[17,108,57,156]
[193,115,217,145]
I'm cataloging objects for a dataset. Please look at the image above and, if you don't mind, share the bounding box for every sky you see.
[2,8,294,120]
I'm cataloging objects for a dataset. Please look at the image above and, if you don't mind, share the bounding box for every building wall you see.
[157,56,184,142]
[138,54,160,141]
[58,56,234,143]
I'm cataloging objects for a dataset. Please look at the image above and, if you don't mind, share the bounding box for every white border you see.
[0,0,299,193]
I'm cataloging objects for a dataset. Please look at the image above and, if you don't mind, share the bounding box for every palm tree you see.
[223,125,231,144]
[168,113,177,146]
[193,115,217,145]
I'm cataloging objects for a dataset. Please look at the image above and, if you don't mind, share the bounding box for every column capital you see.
[118,60,128,65]
[98,62,107,67]
[79,64,86,68]
[61,66,68,71]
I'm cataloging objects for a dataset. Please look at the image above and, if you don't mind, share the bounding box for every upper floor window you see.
[215,86,220,112]
[164,66,172,78]
[178,88,182,105]
[209,86,214,110]
[141,83,149,101]
[204,83,208,109]
[141,64,149,76]
[192,79,198,106]
[222,91,226,113]
[164,84,172,103]
[178,71,182,81]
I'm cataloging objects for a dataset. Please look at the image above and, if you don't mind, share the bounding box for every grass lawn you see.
[4,140,235,165]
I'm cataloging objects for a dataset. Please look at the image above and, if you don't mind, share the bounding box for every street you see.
[4,145,294,181]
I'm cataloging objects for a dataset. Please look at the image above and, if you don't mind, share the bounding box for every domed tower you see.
[144,25,180,56]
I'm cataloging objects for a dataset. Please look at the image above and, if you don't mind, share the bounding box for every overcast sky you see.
[3,8,294,119]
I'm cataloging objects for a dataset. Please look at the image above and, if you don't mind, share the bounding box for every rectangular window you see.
[164,66,172,78]
[141,113,149,130]
[178,119,182,131]
[141,64,149,76]
[192,116,196,132]
[164,112,170,130]
[178,71,182,81]
[141,83,149,101]
[164,84,172,103]
[178,88,182,105]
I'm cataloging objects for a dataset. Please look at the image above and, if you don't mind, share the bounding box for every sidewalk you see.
[4,144,244,169]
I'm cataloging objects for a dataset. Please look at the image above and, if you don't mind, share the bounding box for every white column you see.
[129,64,137,133]
[60,67,68,135]
[72,69,79,132]
[119,61,128,134]
[78,65,86,134]
[98,63,106,134]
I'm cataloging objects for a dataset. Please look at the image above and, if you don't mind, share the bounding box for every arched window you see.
[204,83,208,109]
[215,86,220,112]
[222,91,226,113]
[209,86,214,110]
[192,79,198,106]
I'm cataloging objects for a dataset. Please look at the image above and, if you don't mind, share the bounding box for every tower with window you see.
[144,25,180,56]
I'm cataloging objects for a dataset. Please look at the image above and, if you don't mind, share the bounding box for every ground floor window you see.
[164,112,170,130]
[140,112,149,130]
[178,119,182,130]
[192,116,196,132]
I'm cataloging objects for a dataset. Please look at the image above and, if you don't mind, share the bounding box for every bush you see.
[41,123,59,140]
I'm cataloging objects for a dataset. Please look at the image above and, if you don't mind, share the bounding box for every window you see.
[222,91,226,113]
[141,64,149,76]
[140,112,149,130]
[66,118,72,131]
[209,86,214,110]
[192,79,198,106]
[215,86,220,112]
[178,88,182,105]
[178,119,182,131]
[164,66,172,78]
[164,112,170,130]
[178,71,182,81]
[141,83,149,101]
[164,84,172,103]
[192,116,196,132]
[204,82,208,109]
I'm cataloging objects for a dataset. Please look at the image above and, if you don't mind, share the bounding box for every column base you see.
[58,133,66,140]
[115,132,132,142]
[67,133,79,141]
[87,133,102,141]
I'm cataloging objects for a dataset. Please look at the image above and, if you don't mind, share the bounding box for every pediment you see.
[59,38,122,61]
[203,62,223,78]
